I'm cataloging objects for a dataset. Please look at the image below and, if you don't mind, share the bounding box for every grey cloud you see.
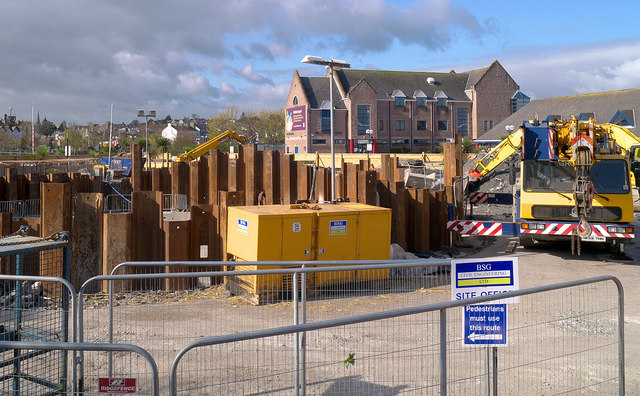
[0,0,490,123]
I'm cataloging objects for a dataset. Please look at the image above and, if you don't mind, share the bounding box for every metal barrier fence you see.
[78,260,452,394]
[104,194,189,214]
[168,275,623,395]
[0,236,72,395]
[0,341,159,396]
[74,262,624,395]
[0,199,41,219]
[104,194,132,214]
[162,194,189,212]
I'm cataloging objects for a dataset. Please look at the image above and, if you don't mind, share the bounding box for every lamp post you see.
[301,55,350,202]
[137,109,156,170]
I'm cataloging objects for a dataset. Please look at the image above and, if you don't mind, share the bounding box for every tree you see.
[39,118,57,136]
[207,107,239,138]
[58,121,67,131]
[170,131,197,155]
[462,137,475,153]
[165,115,172,121]
[63,128,84,151]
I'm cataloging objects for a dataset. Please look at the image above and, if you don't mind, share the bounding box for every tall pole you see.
[145,116,149,170]
[329,63,335,202]
[31,107,34,154]
[108,103,113,178]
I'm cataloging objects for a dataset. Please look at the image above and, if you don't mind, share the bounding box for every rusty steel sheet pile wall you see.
[0,139,463,291]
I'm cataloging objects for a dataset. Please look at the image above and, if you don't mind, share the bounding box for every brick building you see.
[285,60,527,154]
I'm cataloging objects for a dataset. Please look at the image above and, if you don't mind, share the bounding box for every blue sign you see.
[463,304,507,346]
[452,258,519,303]
[329,220,347,235]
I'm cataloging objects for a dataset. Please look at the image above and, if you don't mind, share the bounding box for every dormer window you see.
[392,89,406,107]
[416,97,427,107]
[436,91,448,107]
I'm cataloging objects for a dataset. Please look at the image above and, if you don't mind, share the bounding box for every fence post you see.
[293,272,300,396]
[440,309,447,396]
[301,265,307,395]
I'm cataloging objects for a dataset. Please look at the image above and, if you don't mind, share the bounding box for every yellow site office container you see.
[226,205,316,303]
[313,204,359,286]
[339,203,392,282]
[226,203,392,303]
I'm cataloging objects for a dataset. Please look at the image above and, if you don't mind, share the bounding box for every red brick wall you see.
[473,62,519,139]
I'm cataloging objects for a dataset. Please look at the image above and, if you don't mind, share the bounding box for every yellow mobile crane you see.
[451,116,640,255]
[174,129,249,162]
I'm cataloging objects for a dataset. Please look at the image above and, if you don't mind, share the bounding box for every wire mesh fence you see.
[104,194,132,214]
[169,276,622,395]
[75,262,624,395]
[78,261,452,393]
[0,237,71,395]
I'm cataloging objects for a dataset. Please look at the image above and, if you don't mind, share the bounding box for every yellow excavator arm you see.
[175,129,249,162]
[469,129,523,179]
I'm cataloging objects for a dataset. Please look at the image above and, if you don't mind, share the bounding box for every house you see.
[285,60,526,154]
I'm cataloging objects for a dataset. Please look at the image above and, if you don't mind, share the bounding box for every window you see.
[437,97,447,107]
[377,139,388,144]
[379,120,384,131]
[321,109,330,131]
[457,108,468,136]
[293,96,298,105]
[357,105,370,135]
[416,97,427,107]
[417,120,427,130]
[438,121,447,131]
[413,139,430,145]
[395,120,406,131]
[395,97,405,106]
[335,139,345,144]
[610,110,635,127]
[392,139,409,144]
[286,146,290,153]
[312,139,326,144]
[295,146,299,154]
[511,91,530,114]
[484,120,488,131]
[489,120,493,129]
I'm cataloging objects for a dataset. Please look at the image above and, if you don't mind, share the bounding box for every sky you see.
[2,0,640,125]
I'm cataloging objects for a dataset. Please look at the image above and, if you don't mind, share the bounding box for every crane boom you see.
[469,129,523,179]
[175,129,249,162]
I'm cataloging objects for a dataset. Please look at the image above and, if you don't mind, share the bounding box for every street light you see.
[301,55,350,202]
[137,109,156,170]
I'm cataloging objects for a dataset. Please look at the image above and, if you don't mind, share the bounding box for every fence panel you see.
[0,237,72,395]
[104,194,131,213]
[170,276,623,395]
[0,341,158,396]
[79,260,451,393]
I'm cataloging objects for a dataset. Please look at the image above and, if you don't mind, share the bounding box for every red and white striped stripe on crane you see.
[521,223,634,239]
[548,129,555,159]
[447,220,502,236]
[469,192,488,204]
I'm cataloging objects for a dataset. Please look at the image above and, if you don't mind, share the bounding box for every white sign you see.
[292,222,301,233]
[452,257,519,303]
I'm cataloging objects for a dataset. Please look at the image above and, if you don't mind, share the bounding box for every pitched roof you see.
[483,88,640,140]
[335,69,471,102]
[299,76,346,109]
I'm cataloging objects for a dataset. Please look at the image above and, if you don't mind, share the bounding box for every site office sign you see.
[451,257,519,303]
[99,378,136,393]
[451,257,519,347]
